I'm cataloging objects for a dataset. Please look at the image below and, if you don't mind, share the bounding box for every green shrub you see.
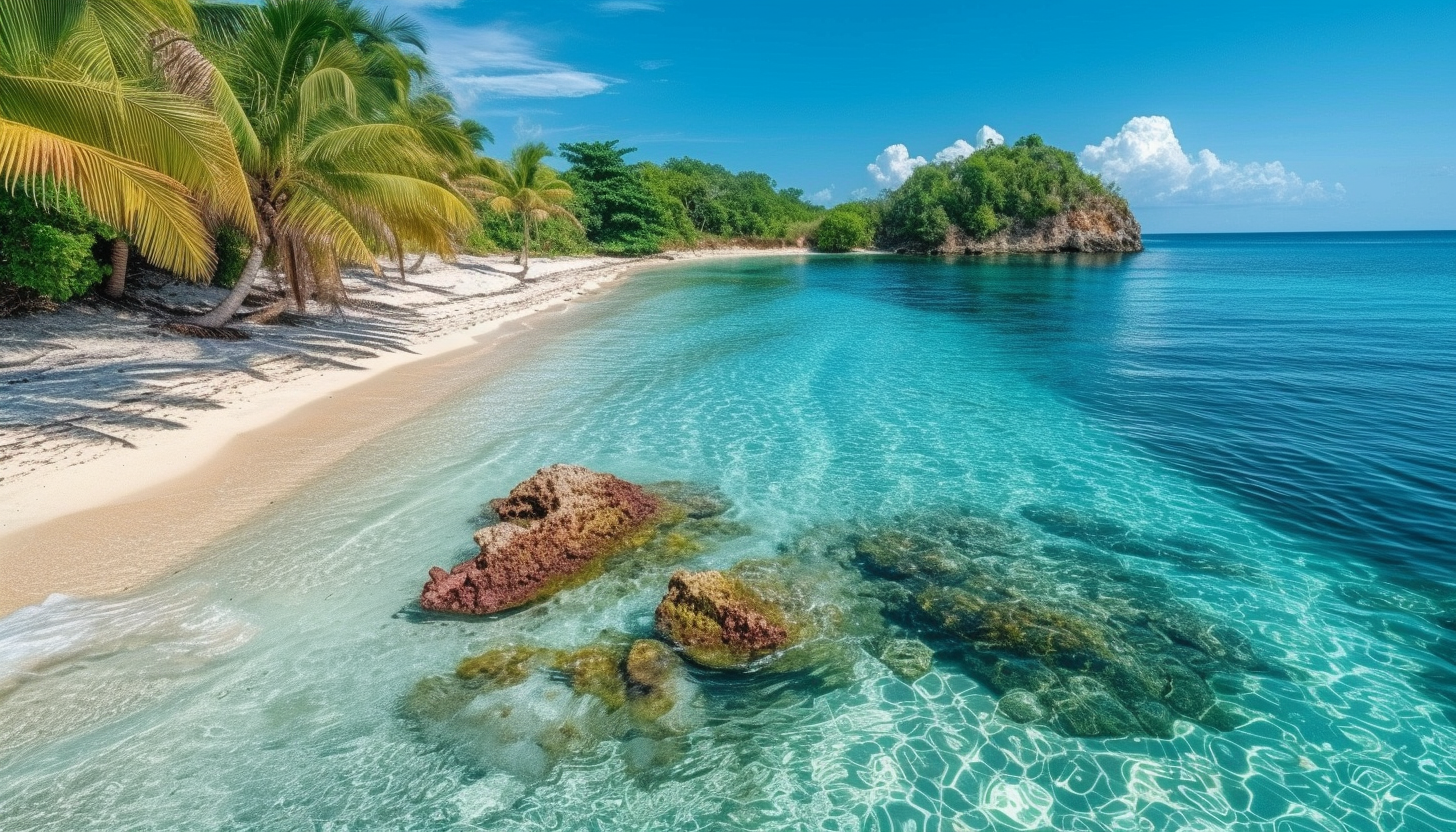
[212,227,252,288]
[813,209,873,252]
[0,184,116,302]
[464,209,593,257]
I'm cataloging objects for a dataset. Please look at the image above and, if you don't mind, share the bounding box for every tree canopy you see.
[878,136,1123,250]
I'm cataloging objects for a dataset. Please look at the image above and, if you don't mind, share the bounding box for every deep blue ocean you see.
[1,232,1453,831]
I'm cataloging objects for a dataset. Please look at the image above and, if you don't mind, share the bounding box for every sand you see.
[0,248,807,616]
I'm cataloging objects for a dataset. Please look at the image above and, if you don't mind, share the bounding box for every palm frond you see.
[0,116,214,278]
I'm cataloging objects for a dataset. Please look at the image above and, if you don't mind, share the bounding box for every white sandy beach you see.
[0,247,807,616]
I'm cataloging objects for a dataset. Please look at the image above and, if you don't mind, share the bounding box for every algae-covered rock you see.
[626,639,679,693]
[821,509,1269,739]
[997,690,1048,724]
[553,644,629,710]
[422,467,741,615]
[655,569,794,669]
[456,645,539,687]
[876,638,934,681]
[405,636,702,780]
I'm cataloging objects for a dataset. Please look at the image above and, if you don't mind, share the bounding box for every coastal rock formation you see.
[924,196,1141,255]
[820,509,1266,738]
[654,568,795,669]
[420,465,671,614]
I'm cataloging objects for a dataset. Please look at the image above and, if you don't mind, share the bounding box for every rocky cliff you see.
[905,195,1142,255]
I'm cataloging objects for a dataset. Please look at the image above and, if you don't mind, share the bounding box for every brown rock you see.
[421,465,667,614]
[654,569,792,668]
[895,195,1142,255]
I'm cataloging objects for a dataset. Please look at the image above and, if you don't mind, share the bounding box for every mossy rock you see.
[456,645,538,687]
[823,510,1271,739]
[876,638,934,681]
[655,567,797,670]
[553,644,629,710]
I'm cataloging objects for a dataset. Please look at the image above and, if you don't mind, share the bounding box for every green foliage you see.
[656,157,821,239]
[813,203,878,252]
[879,165,952,250]
[878,136,1122,249]
[559,141,669,254]
[212,226,252,288]
[465,208,593,257]
[0,184,116,302]
[554,143,822,252]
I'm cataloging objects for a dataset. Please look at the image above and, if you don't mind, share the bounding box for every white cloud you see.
[637,59,673,70]
[597,1,663,11]
[1080,116,1337,205]
[810,187,834,205]
[420,24,618,101]
[933,140,975,164]
[867,144,926,188]
[850,187,870,200]
[975,125,1004,148]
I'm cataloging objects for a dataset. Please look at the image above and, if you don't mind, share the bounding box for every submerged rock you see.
[407,636,701,780]
[823,509,1265,738]
[876,638,934,681]
[421,465,724,615]
[655,568,794,669]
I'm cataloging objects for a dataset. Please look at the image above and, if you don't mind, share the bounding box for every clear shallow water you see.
[2,233,1454,831]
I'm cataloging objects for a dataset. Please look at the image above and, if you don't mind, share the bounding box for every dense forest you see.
[464,140,826,258]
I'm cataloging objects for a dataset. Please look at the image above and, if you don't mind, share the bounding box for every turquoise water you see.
[2,233,1454,831]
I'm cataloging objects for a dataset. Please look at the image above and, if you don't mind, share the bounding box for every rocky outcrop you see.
[654,569,795,669]
[914,196,1141,255]
[421,465,670,614]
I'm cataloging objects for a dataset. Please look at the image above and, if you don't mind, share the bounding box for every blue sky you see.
[381,0,1454,232]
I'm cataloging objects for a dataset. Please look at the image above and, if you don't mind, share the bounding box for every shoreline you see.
[0,247,810,617]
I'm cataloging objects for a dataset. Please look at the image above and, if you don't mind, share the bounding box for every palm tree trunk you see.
[520,215,531,272]
[103,239,129,299]
[407,252,428,273]
[191,244,265,328]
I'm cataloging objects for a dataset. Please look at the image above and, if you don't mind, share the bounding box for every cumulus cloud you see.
[1080,116,1337,204]
[810,187,834,205]
[975,125,1004,148]
[933,140,975,164]
[421,24,619,100]
[867,145,927,188]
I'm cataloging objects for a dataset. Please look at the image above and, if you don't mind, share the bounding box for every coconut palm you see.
[0,0,256,287]
[480,143,579,271]
[181,0,476,328]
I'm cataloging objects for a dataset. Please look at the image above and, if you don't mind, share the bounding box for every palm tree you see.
[0,0,256,287]
[180,0,475,328]
[480,143,579,271]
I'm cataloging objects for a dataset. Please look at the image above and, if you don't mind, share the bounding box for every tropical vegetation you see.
[478,143,580,270]
[0,0,1124,325]
[876,135,1124,250]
